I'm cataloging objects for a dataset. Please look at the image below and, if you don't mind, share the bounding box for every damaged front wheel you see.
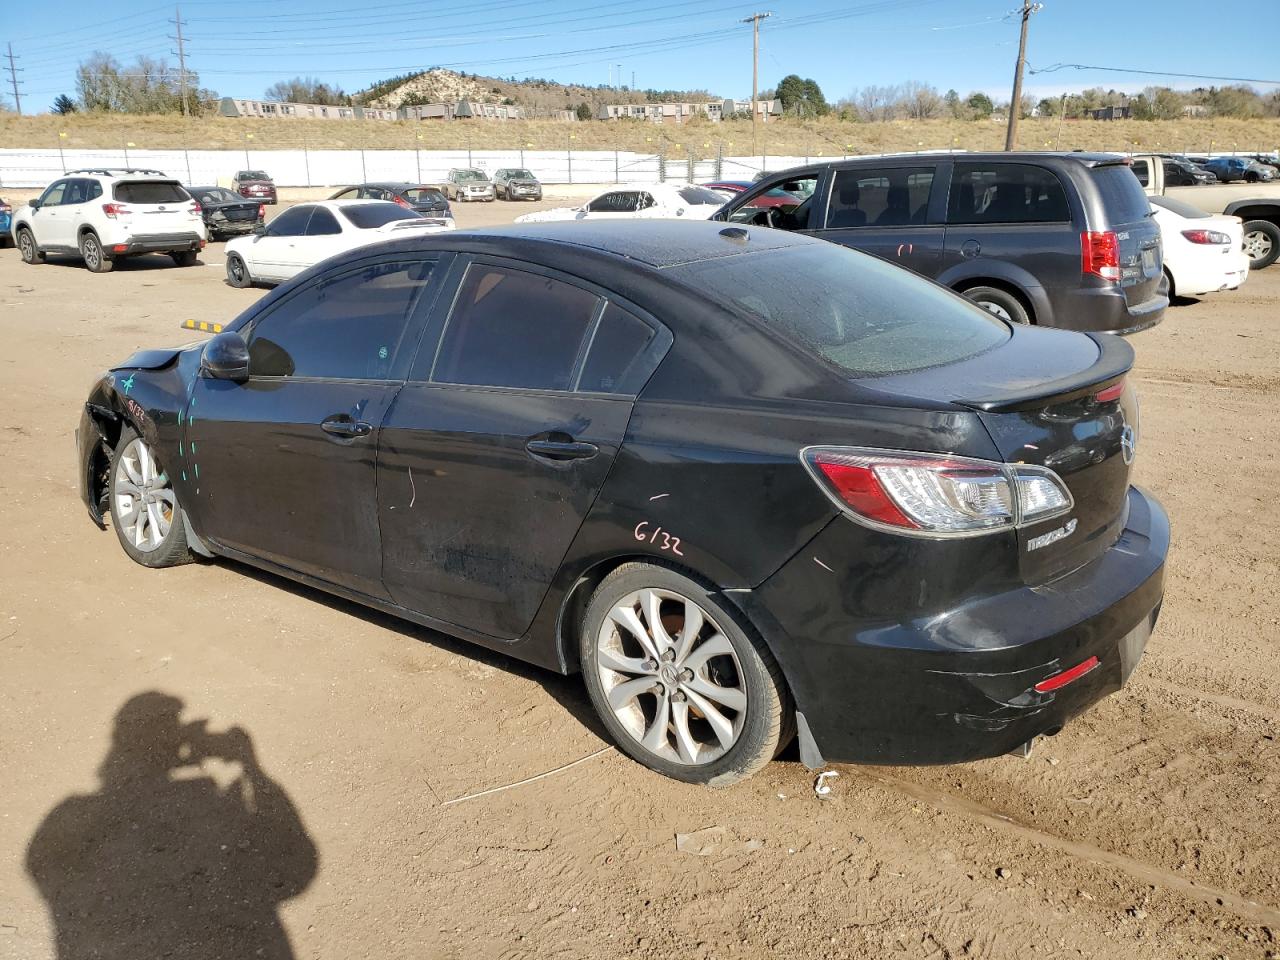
[110,427,193,568]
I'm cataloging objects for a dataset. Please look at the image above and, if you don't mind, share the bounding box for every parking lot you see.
[1,198,1278,960]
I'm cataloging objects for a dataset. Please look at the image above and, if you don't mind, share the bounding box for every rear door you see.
[114,179,197,234]
[376,257,670,639]
[810,163,945,277]
[183,256,442,597]
[941,160,1078,287]
[1088,162,1163,308]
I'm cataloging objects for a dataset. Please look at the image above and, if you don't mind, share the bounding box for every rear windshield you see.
[672,244,1009,377]
[240,171,270,181]
[1149,195,1210,219]
[404,187,445,203]
[193,187,239,203]
[114,181,190,204]
[678,186,729,206]
[340,203,423,229]
[1090,165,1152,225]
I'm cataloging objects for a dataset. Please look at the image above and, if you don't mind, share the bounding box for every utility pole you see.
[171,6,190,117]
[741,11,771,157]
[6,44,22,116]
[1004,0,1041,151]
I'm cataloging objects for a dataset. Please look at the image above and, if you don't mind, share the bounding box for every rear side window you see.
[1089,165,1151,224]
[948,163,1069,224]
[114,181,190,204]
[671,244,1009,377]
[248,261,435,380]
[578,304,657,394]
[341,203,421,229]
[432,265,600,391]
[826,167,934,228]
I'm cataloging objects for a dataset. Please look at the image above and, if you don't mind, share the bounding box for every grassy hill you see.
[3,112,1277,159]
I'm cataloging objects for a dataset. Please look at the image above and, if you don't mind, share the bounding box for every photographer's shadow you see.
[26,692,317,960]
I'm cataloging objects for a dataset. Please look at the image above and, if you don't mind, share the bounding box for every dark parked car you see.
[232,170,277,204]
[328,182,454,222]
[491,168,543,201]
[189,186,265,240]
[714,152,1168,334]
[1153,158,1217,186]
[75,220,1167,785]
[1202,157,1276,184]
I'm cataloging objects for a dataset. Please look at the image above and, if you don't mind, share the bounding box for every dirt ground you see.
[1,200,1278,960]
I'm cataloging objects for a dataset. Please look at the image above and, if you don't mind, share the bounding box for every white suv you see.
[12,168,207,273]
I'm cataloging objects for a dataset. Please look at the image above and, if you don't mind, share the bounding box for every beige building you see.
[596,98,781,123]
[218,98,398,121]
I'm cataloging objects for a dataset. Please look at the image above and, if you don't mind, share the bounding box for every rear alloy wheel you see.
[80,232,113,273]
[171,250,199,267]
[1243,220,1279,270]
[109,427,192,568]
[963,285,1030,324]
[226,253,252,288]
[581,563,790,785]
[17,227,39,264]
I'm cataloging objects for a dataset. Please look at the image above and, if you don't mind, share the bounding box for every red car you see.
[704,180,801,209]
[232,170,277,205]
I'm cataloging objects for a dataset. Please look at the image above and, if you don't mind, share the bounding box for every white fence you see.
[0,147,826,189]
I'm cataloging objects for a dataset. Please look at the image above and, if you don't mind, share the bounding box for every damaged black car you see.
[76,220,1168,785]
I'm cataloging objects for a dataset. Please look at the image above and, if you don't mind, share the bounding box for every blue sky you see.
[6,0,1277,111]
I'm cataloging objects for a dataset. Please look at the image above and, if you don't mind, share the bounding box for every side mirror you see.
[28,198,39,209]
[200,332,250,382]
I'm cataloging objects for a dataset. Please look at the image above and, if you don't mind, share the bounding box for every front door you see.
[31,179,71,249]
[808,164,945,278]
[183,256,442,597]
[248,204,313,280]
[377,259,667,639]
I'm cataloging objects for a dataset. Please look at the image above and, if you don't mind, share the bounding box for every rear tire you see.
[171,250,199,267]
[962,284,1031,324]
[109,426,193,569]
[1243,220,1279,270]
[80,232,113,273]
[226,252,253,288]
[17,226,39,264]
[579,562,791,786]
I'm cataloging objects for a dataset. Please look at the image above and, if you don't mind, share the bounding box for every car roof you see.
[296,199,398,210]
[426,219,816,268]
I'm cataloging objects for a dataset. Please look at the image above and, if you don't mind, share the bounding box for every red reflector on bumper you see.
[112,244,128,253]
[1034,656,1101,693]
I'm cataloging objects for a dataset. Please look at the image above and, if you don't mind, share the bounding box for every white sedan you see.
[1150,195,1249,300]
[514,183,727,224]
[224,200,454,287]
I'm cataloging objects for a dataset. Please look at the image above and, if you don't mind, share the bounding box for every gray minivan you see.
[713,152,1166,334]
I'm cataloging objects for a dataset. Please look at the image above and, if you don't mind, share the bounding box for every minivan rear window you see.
[403,188,445,203]
[673,244,1009,377]
[114,181,190,204]
[1090,165,1152,225]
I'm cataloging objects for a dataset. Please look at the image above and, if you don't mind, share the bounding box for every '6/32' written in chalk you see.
[634,521,684,556]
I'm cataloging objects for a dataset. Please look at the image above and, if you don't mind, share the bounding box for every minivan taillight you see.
[801,447,1073,537]
[102,203,130,218]
[1081,230,1120,282]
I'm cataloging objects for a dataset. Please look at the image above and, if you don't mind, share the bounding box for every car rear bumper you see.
[1172,251,1251,296]
[1051,285,1167,335]
[736,485,1169,766]
[108,233,205,256]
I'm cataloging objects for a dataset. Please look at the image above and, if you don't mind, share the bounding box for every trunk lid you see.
[861,327,1137,584]
[1089,163,1163,308]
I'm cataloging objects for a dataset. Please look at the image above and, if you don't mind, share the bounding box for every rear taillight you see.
[102,203,130,218]
[802,447,1073,537]
[1081,230,1120,282]
[393,195,412,208]
[188,201,202,215]
[257,204,265,218]
[1094,379,1125,403]
[1181,228,1230,245]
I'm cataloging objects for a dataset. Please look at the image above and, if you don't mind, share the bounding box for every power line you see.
[1029,63,1280,85]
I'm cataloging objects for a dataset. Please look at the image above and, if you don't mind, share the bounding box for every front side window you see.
[306,207,342,235]
[948,163,1069,224]
[432,264,600,391]
[265,206,313,237]
[1130,159,1150,187]
[38,181,68,207]
[728,175,818,230]
[247,260,436,380]
[587,192,642,214]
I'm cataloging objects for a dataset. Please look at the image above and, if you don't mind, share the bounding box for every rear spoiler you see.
[959,333,1133,413]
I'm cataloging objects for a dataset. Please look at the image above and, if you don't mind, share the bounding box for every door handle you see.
[321,416,372,439]
[525,438,598,461]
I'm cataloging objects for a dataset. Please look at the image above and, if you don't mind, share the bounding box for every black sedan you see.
[74,221,1168,784]
[189,186,265,240]
[328,182,453,222]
